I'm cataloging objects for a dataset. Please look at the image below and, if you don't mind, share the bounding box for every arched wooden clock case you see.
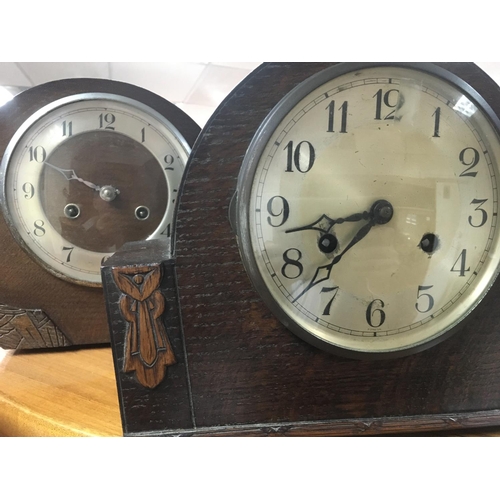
[0,79,200,349]
[106,63,500,436]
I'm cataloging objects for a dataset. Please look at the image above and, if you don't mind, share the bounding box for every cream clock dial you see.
[235,63,500,358]
[1,93,190,286]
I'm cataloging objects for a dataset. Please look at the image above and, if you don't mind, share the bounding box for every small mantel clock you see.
[0,78,200,349]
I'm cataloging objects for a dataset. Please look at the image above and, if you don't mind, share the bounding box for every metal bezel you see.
[234,62,500,359]
[0,92,192,288]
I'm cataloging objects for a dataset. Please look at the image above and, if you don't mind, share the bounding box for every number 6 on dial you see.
[233,62,500,358]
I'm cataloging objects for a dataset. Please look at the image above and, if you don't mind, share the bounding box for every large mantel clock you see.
[231,62,500,359]
[103,62,500,436]
[0,78,200,349]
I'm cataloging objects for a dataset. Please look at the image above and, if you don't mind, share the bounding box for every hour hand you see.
[285,210,370,234]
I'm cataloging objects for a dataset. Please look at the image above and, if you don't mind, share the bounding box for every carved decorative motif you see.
[0,304,72,349]
[112,265,176,389]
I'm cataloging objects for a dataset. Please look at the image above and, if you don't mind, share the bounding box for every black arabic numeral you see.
[29,146,46,163]
[22,182,34,199]
[321,286,339,316]
[373,89,399,120]
[468,198,488,228]
[366,299,385,327]
[99,113,115,130]
[451,249,470,277]
[432,107,441,137]
[161,223,171,237]
[267,196,290,227]
[415,285,435,313]
[164,154,174,170]
[284,141,315,173]
[459,147,480,177]
[63,246,74,263]
[62,120,73,137]
[281,248,303,279]
[33,220,45,237]
[326,100,348,133]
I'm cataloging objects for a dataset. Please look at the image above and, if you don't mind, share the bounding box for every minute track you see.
[238,63,500,356]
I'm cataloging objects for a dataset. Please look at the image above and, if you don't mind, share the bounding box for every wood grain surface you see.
[0,346,121,436]
[168,63,500,435]
[2,343,500,436]
[0,347,500,437]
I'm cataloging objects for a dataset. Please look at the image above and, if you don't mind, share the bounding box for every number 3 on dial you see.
[236,62,500,358]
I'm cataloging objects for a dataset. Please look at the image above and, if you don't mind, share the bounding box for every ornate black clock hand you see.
[285,210,371,234]
[292,200,393,303]
[292,219,376,303]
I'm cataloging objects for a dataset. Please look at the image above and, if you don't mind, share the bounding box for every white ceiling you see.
[0,62,262,127]
[0,62,499,128]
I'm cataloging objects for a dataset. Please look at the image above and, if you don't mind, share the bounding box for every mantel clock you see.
[232,62,500,359]
[103,63,500,436]
[0,78,200,349]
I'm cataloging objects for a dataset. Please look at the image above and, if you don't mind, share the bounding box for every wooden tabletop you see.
[1,344,500,437]
[0,346,122,437]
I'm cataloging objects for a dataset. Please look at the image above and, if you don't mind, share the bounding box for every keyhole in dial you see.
[318,233,338,253]
[135,206,150,220]
[64,203,80,219]
[419,233,439,254]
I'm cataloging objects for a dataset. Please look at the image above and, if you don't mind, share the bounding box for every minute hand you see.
[292,200,393,303]
[329,200,394,266]
[44,161,101,191]
[293,218,376,303]
[330,219,375,266]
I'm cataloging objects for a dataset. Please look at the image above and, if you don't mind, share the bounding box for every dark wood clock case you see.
[106,63,500,436]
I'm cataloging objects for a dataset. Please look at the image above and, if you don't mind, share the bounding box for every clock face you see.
[1,93,190,286]
[236,63,500,358]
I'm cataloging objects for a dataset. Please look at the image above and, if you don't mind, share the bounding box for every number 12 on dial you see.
[236,62,500,358]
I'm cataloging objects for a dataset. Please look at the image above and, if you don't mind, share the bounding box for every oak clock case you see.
[0,79,200,349]
[234,63,500,359]
[112,62,500,437]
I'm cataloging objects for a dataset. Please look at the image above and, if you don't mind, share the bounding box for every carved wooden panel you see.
[102,240,193,434]
[112,265,176,389]
[0,304,71,349]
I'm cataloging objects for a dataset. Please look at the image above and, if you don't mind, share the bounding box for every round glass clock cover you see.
[235,63,500,358]
[0,93,190,286]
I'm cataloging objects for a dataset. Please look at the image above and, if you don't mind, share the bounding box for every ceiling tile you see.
[212,62,262,70]
[0,62,32,87]
[175,103,216,128]
[17,62,110,85]
[186,64,252,107]
[111,62,206,103]
[476,62,500,86]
